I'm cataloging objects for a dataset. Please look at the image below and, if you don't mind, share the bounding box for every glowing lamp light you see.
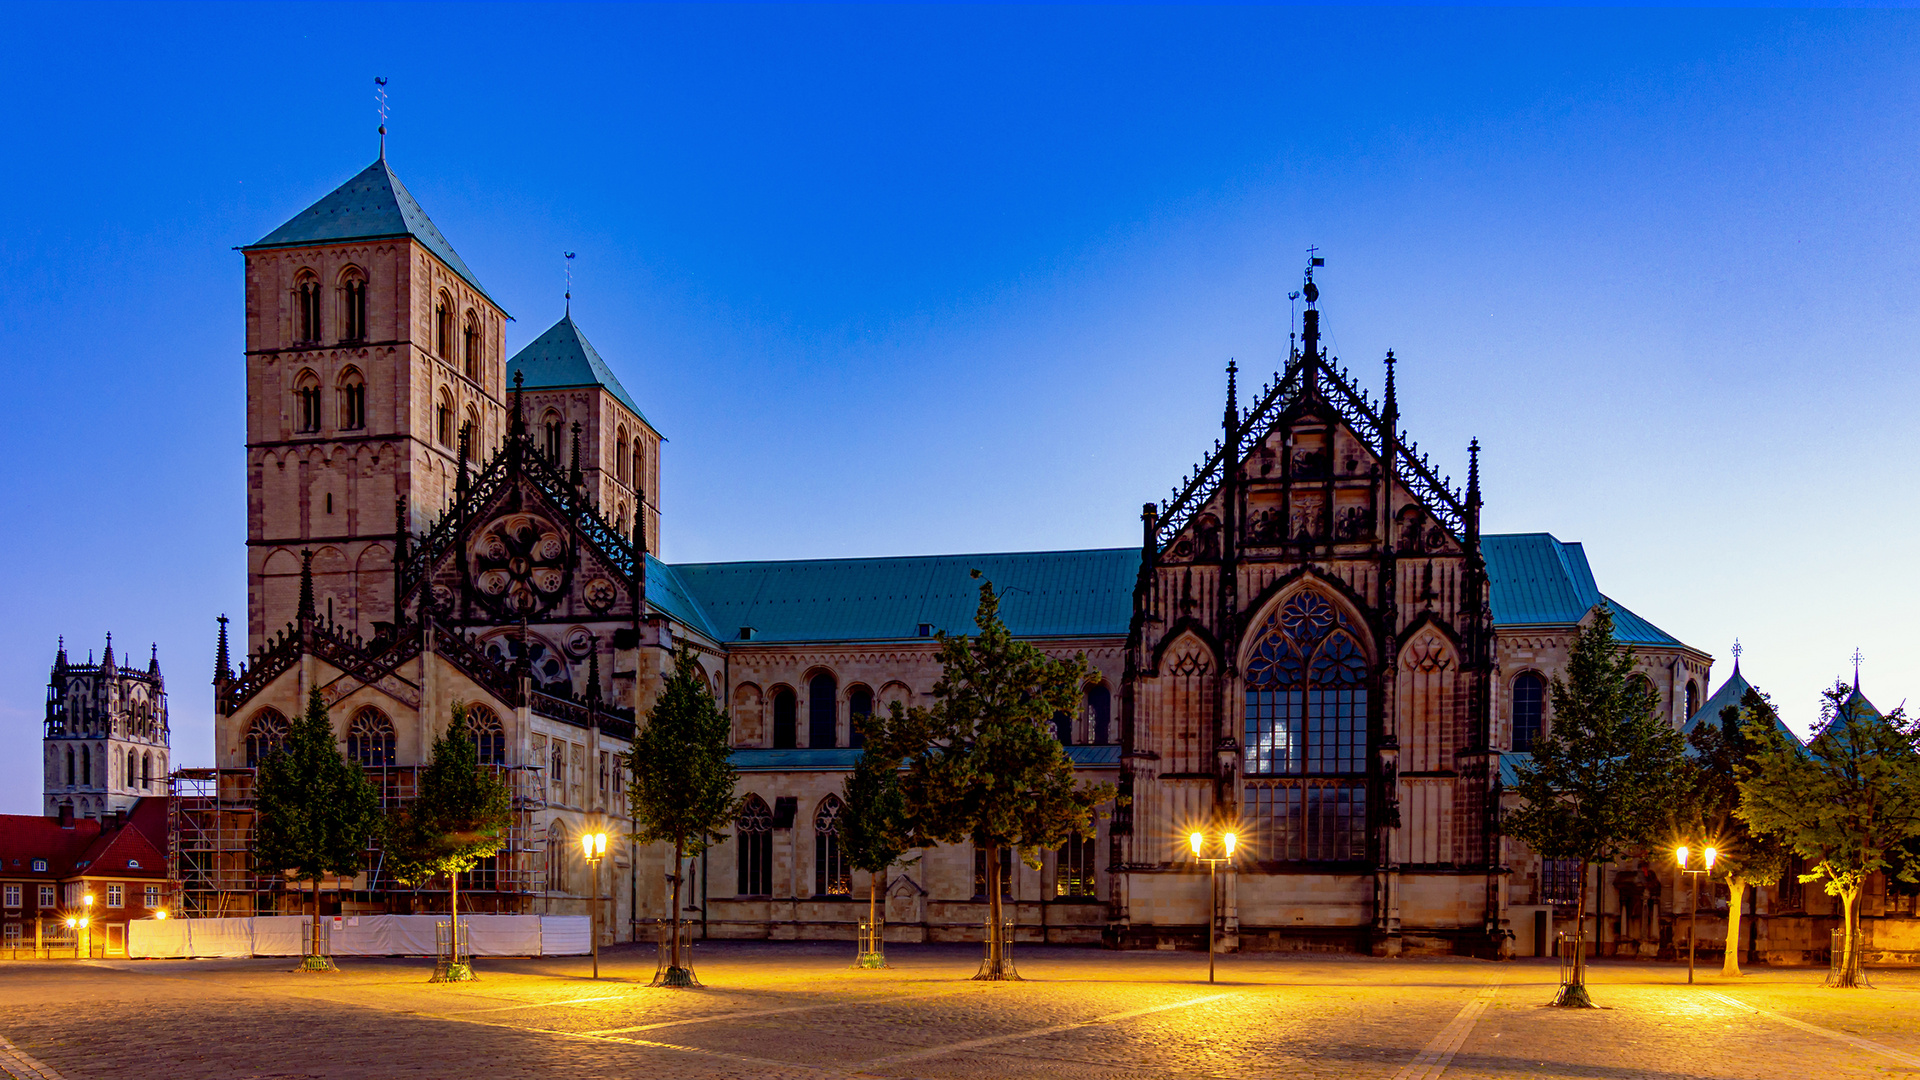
[1676,845,1690,869]
[1704,847,1718,870]
[1189,832,1205,857]
[582,832,608,859]
[82,894,94,907]
[154,909,168,920]
[1222,833,1237,857]
[64,917,76,929]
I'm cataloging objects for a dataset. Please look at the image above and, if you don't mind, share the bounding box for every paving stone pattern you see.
[1,943,1915,1079]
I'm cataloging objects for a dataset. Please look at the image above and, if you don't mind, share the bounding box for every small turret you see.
[53,636,67,676]
[297,549,316,626]
[148,643,161,682]
[1466,438,1482,545]
[100,633,115,673]
[215,615,232,685]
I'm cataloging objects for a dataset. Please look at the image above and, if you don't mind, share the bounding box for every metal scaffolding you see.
[169,764,547,917]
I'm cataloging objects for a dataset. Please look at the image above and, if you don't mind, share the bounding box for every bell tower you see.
[240,151,510,649]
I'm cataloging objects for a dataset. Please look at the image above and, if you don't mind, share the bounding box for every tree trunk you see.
[311,876,324,968]
[976,843,1012,980]
[1721,879,1745,977]
[670,838,685,973]
[1835,883,1861,988]
[1554,861,1593,1007]
[450,870,460,966]
[869,873,880,950]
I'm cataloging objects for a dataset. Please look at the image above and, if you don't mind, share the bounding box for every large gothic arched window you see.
[814,795,850,897]
[737,795,773,896]
[1243,589,1369,862]
[348,707,396,768]
[1512,672,1545,752]
[246,708,288,768]
[467,704,506,765]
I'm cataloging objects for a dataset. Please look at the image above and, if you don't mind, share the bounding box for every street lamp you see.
[81,894,94,959]
[582,831,608,979]
[1188,829,1237,984]
[1676,844,1717,985]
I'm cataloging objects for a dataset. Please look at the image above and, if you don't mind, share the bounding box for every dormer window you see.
[295,271,322,342]
[31,859,46,873]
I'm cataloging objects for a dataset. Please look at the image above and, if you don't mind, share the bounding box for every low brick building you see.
[0,799,169,955]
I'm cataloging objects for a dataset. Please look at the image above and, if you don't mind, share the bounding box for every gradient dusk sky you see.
[2,5,1917,811]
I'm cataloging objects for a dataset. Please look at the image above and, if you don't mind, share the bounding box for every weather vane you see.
[1302,247,1324,307]
[375,77,389,158]
[564,252,576,315]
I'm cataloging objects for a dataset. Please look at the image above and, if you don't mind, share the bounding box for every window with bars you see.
[1540,858,1583,906]
[1247,779,1367,862]
[737,796,773,896]
[1056,833,1097,898]
[814,796,851,897]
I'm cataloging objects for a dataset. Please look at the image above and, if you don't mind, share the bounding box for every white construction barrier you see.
[127,914,590,959]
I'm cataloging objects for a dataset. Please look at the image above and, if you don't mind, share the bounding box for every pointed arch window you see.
[737,795,773,896]
[814,795,851,897]
[1685,680,1700,724]
[462,311,481,380]
[1512,672,1545,752]
[340,268,368,342]
[615,426,630,483]
[80,745,92,788]
[546,821,569,894]
[468,705,506,765]
[434,293,453,358]
[632,439,646,487]
[338,367,366,431]
[461,407,479,461]
[347,707,396,768]
[847,685,872,749]
[141,751,152,790]
[436,392,454,447]
[295,271,322,342]
[126,749,136,790]
[294,371,323,433]
[64,746,74,786]
[1087,682,1112,745]
[245,708,288,767]
[1243,589,1369,863]
[542,411,563,462]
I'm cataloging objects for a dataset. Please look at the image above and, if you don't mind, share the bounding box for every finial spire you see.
[564,251,575,316]
[1852,647,1865,689]
[1224,359,1239,433]
[375,77,389,160]
[585,635,603,704]
[634,486,649,555]
[215,615,231,684]
[102,632,114,670]
[297,549,316,625]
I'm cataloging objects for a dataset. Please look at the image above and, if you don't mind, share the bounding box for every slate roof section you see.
[1682,663,1800,748]
[1481,533,1681,646]
[668,548,1140,644]
[507,315,652,426]
[247,158,501,309]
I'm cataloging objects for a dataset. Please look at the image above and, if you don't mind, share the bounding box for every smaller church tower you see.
[45,635,171,819]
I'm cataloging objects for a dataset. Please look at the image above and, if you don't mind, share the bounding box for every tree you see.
[839,741,911,967]
[864,576,1116,980]
[385,702,513,979]
[1678,687,1791,977]
[625,644,738,986]
[1505,604,1684,1006]
[1739,680,1920,987]
[252,688,382,971]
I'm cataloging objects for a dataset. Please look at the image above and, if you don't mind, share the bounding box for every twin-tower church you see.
[141,149,1718,956]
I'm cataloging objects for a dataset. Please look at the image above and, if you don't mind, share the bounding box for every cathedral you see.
[194,148,1716,956]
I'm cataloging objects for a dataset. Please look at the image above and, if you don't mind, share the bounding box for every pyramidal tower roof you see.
[507,315,653,429]
[246,157,501,310]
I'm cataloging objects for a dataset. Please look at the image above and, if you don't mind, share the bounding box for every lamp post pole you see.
[1188,830,1237,984]
[583,831,608,980]
[1676,845,1717,985]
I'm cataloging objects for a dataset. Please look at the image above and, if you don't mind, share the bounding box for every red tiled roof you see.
[0,814,100,878]
[75,821,165,880]
[126,796,170,852]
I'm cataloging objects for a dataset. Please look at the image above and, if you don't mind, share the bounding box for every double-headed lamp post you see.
[1676,844,1717,985]
[1188,829,1237,984]
[582,831,609,979]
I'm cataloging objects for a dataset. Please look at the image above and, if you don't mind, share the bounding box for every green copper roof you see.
[667,548,1140,644]
[1683,663,1800,747]
[507,315,651,427]
[247,157,500,310]
[649,532,1686,649]
[1481,533,1679,646]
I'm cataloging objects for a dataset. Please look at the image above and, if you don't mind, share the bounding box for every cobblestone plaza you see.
[1,944,1916,1079]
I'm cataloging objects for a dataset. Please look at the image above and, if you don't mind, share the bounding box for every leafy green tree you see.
[1739,680,1920,987]
[625,645,738,986]
[385,702,513,975]
[864,576,1116,980]
[1678,687,1791,977]
[252,688,382,971]
[839,742,911,966]
[1505,604,1684,1006]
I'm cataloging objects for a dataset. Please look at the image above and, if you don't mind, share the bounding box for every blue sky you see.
[2,5,1917,811]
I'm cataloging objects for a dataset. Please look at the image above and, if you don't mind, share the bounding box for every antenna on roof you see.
[564,251,576,316]
[375,77,389,160]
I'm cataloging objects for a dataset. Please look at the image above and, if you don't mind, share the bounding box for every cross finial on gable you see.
[374,77,389,160]
[1852,647,1865,687]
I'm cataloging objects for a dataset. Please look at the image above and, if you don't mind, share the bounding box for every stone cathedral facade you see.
[205,151,1714,955]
